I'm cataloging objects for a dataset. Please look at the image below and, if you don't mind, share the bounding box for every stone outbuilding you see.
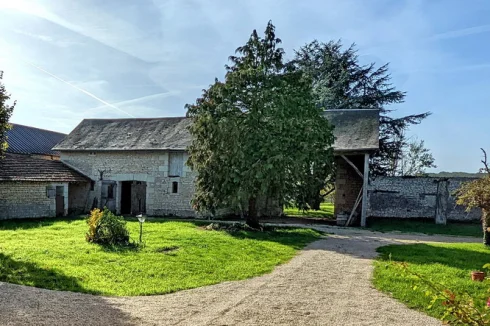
[323,109,380,227]
[53,117,196,217]
[0,124,90,219]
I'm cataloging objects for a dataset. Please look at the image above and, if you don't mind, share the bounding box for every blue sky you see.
[0,0,489,172]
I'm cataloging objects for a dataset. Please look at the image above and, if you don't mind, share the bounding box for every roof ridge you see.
[10,123,67,136]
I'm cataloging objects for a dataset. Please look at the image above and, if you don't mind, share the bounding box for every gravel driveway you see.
[0,226,479,326]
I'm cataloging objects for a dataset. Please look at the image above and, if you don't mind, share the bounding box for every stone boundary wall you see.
[367,176,481,222]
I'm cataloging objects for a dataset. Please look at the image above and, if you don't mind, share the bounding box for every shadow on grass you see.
[377,243,490,271]
[0,252,92,293]
[0,252,137,325]
[97,241,143,253]
[0,216,85,231]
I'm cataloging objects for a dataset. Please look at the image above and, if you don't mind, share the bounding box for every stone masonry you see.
[0,181,69,219]
[368,176,481,222]
[334,155,364,220]
[61,150,196,217]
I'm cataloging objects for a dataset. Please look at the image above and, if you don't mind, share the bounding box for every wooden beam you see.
[341,155,363,179]
[360,153,369,227]
[346,186,363,226]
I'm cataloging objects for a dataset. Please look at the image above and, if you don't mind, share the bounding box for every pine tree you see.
[186,22,334,226]
[293,40,430,175]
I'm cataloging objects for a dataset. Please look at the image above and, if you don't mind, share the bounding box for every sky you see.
[0,0,489,172]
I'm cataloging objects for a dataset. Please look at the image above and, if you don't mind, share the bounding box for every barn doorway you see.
[55,186,64,217]
[120,181,147,215]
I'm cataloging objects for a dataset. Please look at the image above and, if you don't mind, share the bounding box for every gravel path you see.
[0,226,479,326]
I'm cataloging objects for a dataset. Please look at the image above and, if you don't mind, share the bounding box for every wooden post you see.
[360,153,369,227]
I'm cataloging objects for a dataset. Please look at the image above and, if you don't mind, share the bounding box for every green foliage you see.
[399,139,437,176]
[186,22,334,226]
[292,40,430,176]
[0,218,321,296]
[456,149,490,245]
[0,71,16,157]
[373,243,490,323]
[284,202,334,219]
[86,208,130,246]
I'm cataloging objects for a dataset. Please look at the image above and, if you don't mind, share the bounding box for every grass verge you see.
[0,218,321,296]
[367,218,482,237]
[373,242,490,319]
[283,202,334,219]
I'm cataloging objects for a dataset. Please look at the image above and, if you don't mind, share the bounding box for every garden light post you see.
[137,214,146,243]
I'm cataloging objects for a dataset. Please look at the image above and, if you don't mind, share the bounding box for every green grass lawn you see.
[0,218,322,296]
[283,202,334,219]
[373,243,490,319]
[367,218,482,237]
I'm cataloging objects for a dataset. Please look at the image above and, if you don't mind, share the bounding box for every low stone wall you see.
[368,176,481,222]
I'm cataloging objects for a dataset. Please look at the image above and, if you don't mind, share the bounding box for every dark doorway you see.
[55,186,64,217]
[121,181,132,215]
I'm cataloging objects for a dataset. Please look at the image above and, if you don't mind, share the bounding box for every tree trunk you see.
[308,196,322,211]
[246,197,260,229]
[483,209,490,246]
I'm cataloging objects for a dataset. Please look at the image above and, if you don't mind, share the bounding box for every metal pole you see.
[139,222,143,243]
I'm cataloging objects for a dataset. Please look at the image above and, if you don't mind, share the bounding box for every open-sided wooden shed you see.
[323,109,380,227]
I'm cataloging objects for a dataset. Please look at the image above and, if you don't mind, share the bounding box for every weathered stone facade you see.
[334,155,364,220]
[368,176,481,222]
[0,181,69,219]
[60,150,196,217]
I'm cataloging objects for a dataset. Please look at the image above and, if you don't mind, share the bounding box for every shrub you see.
[395,262,490,325]
[86,208,130,246]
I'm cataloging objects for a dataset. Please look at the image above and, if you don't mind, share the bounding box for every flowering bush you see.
[86,208,130,246]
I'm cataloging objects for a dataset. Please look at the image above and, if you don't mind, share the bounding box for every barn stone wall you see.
[0,181,69,219]
[60,150,197,217]
[368,176,481,222]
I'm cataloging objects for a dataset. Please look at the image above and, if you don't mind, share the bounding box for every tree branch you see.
[481,148,490,174]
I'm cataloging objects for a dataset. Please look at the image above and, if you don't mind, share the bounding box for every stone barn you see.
[323,109,380,227]
[0,124,90,219]
[53,111,380,220]
[53,117,197,217]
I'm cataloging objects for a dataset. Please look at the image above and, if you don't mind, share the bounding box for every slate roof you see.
[0,153,90,182]
[323,109,379,153]
[54,110,379,153]
[53,117,191,151]
[6,124,66,156]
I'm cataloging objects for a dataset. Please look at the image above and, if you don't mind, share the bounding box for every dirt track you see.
[1,226,477,325]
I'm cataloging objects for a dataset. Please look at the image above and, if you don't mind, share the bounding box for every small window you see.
[89,152,96,156]
[169,152,184,177]
[90,181,95,191]
[172,181,178,194]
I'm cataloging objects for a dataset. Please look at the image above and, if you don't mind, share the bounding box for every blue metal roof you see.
[6,124,66,156]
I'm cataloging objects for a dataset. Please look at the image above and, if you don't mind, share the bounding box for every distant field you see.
[283,203,334,219]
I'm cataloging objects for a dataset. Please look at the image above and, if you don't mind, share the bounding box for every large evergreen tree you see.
[293,40,430,175]
[0,71,15,157]
[186,22,334,227]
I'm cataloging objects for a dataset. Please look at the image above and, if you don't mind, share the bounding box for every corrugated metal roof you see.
[0,153,90,182]
[6,124,66,156]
